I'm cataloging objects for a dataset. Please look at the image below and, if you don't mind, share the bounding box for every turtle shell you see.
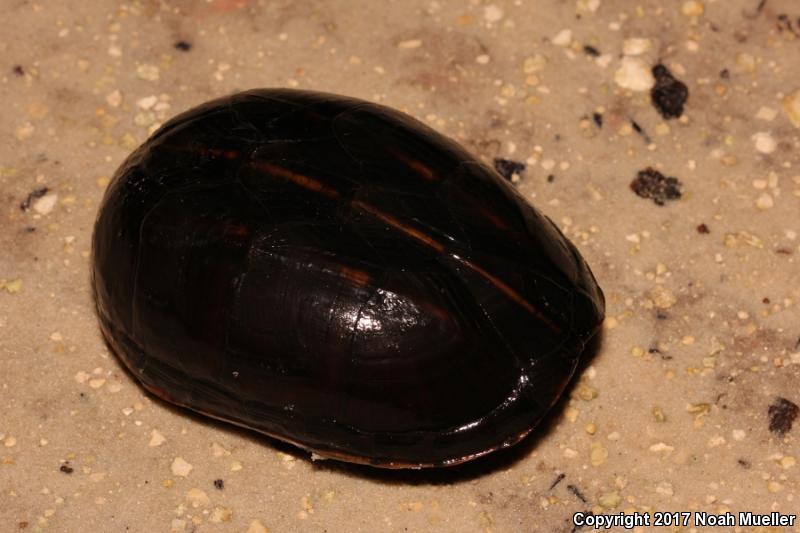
[92,89,604,468]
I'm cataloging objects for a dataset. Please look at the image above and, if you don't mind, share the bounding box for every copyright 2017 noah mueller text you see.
[572,511,796,529]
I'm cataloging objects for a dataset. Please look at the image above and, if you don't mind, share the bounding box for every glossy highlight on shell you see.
[91,89,605,468]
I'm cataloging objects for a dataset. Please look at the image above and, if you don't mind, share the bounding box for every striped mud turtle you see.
[92,89,604,468]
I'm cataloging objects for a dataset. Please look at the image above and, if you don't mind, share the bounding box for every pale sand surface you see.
[1,1,799,531]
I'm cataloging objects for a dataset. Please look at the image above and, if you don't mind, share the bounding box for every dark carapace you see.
[92,89,604,468]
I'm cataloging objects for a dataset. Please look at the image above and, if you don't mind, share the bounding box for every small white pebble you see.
[752,132,777,154]
[655,481,674,496]
[149,429,166,447]
[623,37,651,56]
[209,507,233,523]
[614,57,655,91]
[708,435,726,447]
[522,55,547,73]
[732,429,746,441]
[483,4,504,22]
[136,95,158,110]
[598,491,621,508]
[649,442,675,453]
[681,0,704,16]
[171,457,193,477]
[756,193,774,210]
[397,39,422,49]
[32,194,58,215]
[475,54,490,65]
[105,90,122,108]
[211,442,230,457]
[595,54,613,69]
[185,488,209,507]
[247,520,269,533]
[756,106,777,121]
[551,29,572,47]
[136,64,160,81]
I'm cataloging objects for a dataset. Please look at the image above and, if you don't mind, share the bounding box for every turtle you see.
[92,89,604,468]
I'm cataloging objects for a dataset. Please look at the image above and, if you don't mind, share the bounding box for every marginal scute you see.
[92,89,605,468]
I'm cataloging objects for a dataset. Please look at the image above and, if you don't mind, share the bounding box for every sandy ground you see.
[1,0,799,531]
